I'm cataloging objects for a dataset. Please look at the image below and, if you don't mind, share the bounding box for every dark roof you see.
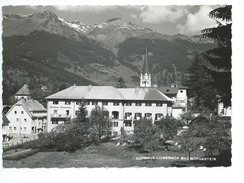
[15,84,31,96]
[144,88,170,101]
[158,87,179,95]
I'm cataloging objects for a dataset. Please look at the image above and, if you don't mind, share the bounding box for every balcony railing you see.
[51,114,70,119]
[125,116,132,120]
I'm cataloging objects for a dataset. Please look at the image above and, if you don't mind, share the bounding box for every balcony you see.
[51,114,70,119]
[134,113,142,121]
[125,112,132,120]
[155,113,164,121]
[111,111,119,119]
[145,113,152,120]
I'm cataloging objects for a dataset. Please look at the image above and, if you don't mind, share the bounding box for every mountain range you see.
[2,10,216,104]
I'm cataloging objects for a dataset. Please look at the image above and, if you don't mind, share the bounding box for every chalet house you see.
[6,98,47,138]
[46,86,174,135]
[5,84,47,138]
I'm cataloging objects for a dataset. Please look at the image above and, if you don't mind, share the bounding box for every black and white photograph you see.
[1,0,243,182]
[1,3,233,168]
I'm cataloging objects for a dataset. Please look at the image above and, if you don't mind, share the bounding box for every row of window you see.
[53,110,70,116]
[52,110,164,121]
[9,126,27,131]
[16,118,27,122]
[14,111,25,114]
[52,101,164,107]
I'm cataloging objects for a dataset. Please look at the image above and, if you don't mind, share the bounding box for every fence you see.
[2,136,37,151]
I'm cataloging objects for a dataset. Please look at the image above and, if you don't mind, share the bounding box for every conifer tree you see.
[201,5,232,107]
[183,52,217,111]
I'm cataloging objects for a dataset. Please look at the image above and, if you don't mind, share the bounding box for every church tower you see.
[140,47,151,87]
[14,84,31,101]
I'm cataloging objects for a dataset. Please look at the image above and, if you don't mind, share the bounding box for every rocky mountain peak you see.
[71,20,82,25]
[29,10,59,21]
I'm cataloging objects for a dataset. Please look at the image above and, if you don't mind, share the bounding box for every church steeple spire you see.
[142,46,149,75]
[140,47,151,88]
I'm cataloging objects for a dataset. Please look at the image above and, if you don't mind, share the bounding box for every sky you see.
[2,5,220,35]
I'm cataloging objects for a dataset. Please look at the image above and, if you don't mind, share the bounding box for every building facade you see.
[46,86,174,135]
[6,98,47,138]
[158,86,188,118]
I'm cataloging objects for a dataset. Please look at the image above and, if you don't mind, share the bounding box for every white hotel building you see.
[46,51,187,135]
[46,86,174,135]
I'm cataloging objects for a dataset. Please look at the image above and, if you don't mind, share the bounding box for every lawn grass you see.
[3,142,206,168]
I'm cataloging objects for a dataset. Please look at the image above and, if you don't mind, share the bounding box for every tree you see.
[75,101,88,124]
[133,119,161,156]
[155,115,179,150]
[183,52,218,111]
[203,116,231,166]
[31,89,51,107]
[89,105,112,143]
[115,76,126,88]
[201,5,232,107]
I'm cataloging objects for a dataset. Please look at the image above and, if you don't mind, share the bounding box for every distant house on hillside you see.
[6,98,47,138]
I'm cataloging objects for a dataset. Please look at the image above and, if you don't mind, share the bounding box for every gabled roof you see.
[7,99,46,118]
[15,84,31,96]
[16,99,46,112]
[46,85,174,102]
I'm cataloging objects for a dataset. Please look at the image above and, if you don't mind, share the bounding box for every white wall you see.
[172,108,183,119]
[176,89,187,108]
[6,105,32,137]
[47,99,172,134]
